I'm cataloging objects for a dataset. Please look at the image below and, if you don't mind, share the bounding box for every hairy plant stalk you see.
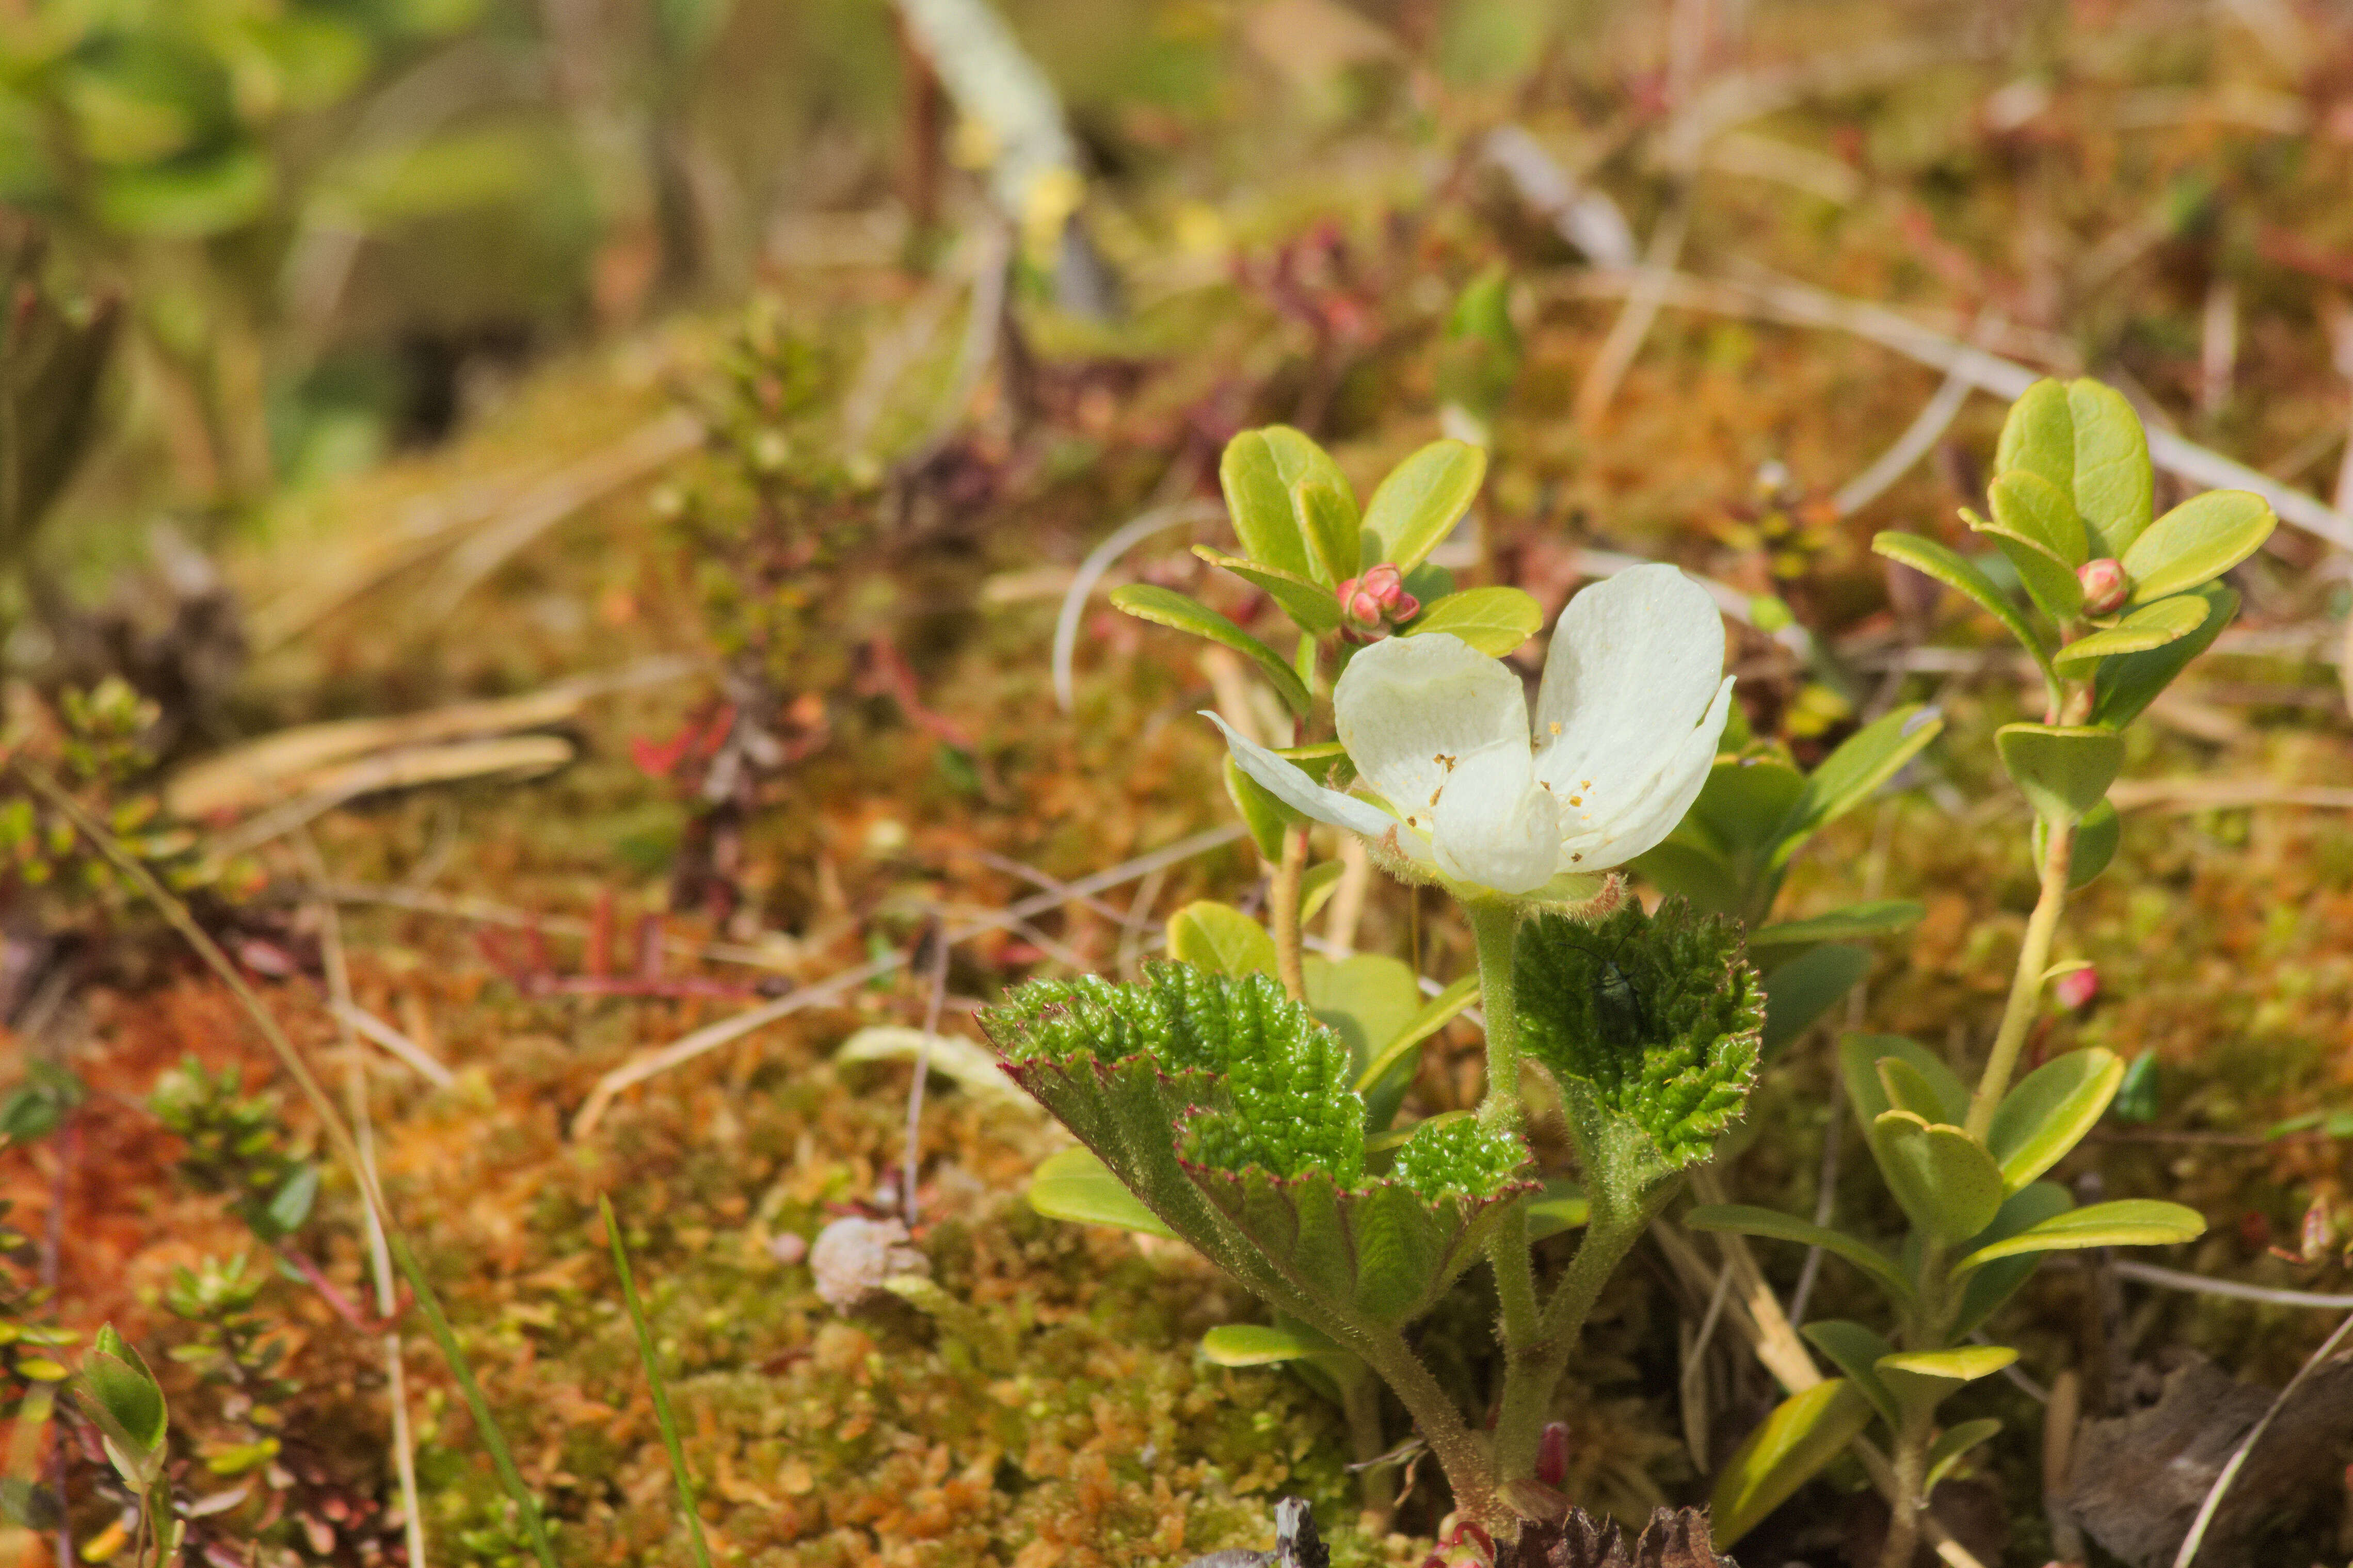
[1350,1327,1500,1530]
[1878,1406,1935,1568]
[1492,1198,1664,1482]
[1965,817,2075,1140]
[1271,822,1309,1000]
[1337,1367,1396,1531]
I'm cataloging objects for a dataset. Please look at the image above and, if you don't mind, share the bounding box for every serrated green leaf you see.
[2054,594,2211,672]
[1840,1034,1970,1130]
[1772,705,1944,865]
[1167,901,1277,977]
[1193,547,1342,635]
[1220,427,1341,581]
[1708,1380,1876,1547]
[1363,440,1485,571]
[1292,478,1360,583]
[1987,469,2087,568]
[1305,953,1423,1129]
[1200,1321,1344,1366]
[1402,586,1541,655]
[1951,1182,2073,1335]
[1801,1320,1899,1428]
[1988,1048,2124,1192]
[1996,723,2124,825]
[1759,943,1871,1058]
[1953,1198,2205,1273]
[986,965,1530,1336]
[1871,531,2055,683]
[1516,900,1762,1204]
[1110,584,1312,716]
[1749,901,1925,950]
[2091,584,2237,731]
[1867,1112,2006,1245]
[1924,1417,2003,1494]
[1684,1205,1914,1309]
[2122,490,2275,604]
[1028,1147,1177,1238]
[1223,755,1292,861]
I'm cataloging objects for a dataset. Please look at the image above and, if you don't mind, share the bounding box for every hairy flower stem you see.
[1491,1194,1667,1483]
[1470,899,1546,1445]
[1964,817,2075,1141]
[1349,1325,1502,1530]
[1470,901,1523,1131]
[1272,822,1309,1001]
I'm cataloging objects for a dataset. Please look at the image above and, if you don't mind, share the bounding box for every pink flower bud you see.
[1536,1420,1570,1486]
[2055,965,2099,1010]
[2077,557,2128,616]
[1336,564,1420,640]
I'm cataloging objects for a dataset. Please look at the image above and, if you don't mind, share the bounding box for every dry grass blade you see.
[2109,1260,2353,1311]
[331,1001,456,1089]
[10,758,558,1568]
[206,735,578,860]
[2171,1309,2353,1567]
[569,825,1247,1137]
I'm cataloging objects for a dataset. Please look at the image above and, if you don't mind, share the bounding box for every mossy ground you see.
[12,4,2353,1562]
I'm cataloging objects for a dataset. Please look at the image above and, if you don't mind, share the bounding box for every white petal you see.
[1533,564,1726,822]
[1429,740,1560,894]
[1203,713,1436,865]
[1333,633,1530,838]
[1557,675,1735,870]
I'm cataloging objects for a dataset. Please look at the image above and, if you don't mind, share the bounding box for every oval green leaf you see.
[1772,703,1944,863]
[1684,1204,1915,1309]
[1954,1198,2205,1273]
[2053,593,2211,673]
[1292,477,1360,584]
[2066,379,2154,556]
[1708,1380,1876,1547]
[1988,1047,2124,1192]
[1876,1056,1952,1124]
[1800,1319,1899,1428]
[2122,490,2275,604]
[1364,440,1486,571]
[1201,1321,1343,1367]
[1839,1034,1969,1130]
[1995,723,2124,825]
[2033,797,2120,890]
[1193,547,1342,635]
[1759,943,1872,1057]
[1994,378,2074,495]
[1167,900,1277,977]
[1871,531,2054,682]
[1110,584,1312,716]
[1028,1146,1178,1239]
[1988,468,2087,568]
[1875,1344,2018,1384]
[1224,755,1293,861]
[1867,1111,2006,1245]
[1951,1181,2073,1336]
[2091,584,2236,730]
[1402,586,1542,655]
[1750,901,1926,950]
[1220,427,1342,581]
[1354,972,1479,1098]
[1925,1417,2004,1494]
